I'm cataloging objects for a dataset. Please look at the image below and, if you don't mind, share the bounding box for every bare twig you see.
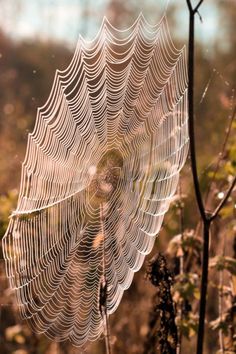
[186,0,204,13]
[194,0,204,14]
[186,2,209,354]
[100,204,112,354]
[218,239,226,354]
[210,176,236,221]
[186,0,193,11]
[186,1,236,352]
[187,1,207,223]
[205,105,236,205]
[199,69,216,105]
[176,181,185,354]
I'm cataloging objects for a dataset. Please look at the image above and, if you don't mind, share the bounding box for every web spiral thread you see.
[3,14,188,347]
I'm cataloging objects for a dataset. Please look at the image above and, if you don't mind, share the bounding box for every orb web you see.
[3,14,189,347]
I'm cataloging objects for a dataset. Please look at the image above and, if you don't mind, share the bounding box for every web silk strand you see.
[3,14,189,347]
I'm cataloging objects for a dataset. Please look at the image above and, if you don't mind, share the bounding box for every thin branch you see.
[177,180,185,354]
[196,10,203,23]
[194,0,204,13]
[186,2,209,354]
[186,0,193,11]
[210,176,236,221]
[186,3,235,354]
[205,104,236,205]
[186,0,204,14]
[187,0,207,222]
[219,270,225,353]
[197,219,211,354]
[100,204,112,354]
[199,69,216,105]
[218,234,226,354]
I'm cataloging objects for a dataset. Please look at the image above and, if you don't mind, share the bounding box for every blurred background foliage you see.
[0,0,235,353]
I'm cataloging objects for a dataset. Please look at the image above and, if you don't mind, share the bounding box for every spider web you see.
[3,14,188,347]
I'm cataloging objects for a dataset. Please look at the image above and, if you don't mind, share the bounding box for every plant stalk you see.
[196,220,210,354]
[186,2,210,353]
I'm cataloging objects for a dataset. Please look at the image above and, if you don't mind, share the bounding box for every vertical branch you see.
[218,270,225,353]
[218,231,226,353]
[100,203,112,354]
[176,181,184,354]
[197,219,210,354]
[219,233,226,354]
[186,2,210,354]
[187,3,206,223]
[186,2,235,353]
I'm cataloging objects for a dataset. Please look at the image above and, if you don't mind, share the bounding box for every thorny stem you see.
[100,204,112,354]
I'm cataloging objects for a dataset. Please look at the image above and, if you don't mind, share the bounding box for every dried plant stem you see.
[218,270,225,353]
[144,254,178,354]
[210,178,236,220]
[186,1,236,353]
[100,203,112,354]
[219,233,227,353]
[186,3,209,352]
[205,105,236,206]
[104,309,112,354]
[177,181,184,354]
